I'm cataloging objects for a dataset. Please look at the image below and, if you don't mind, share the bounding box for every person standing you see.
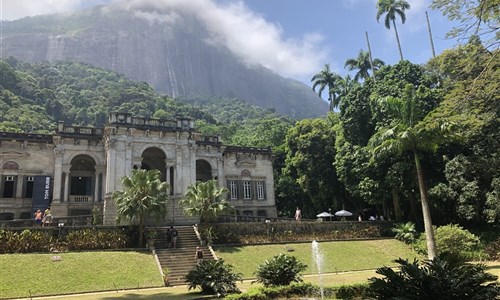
[42,207,52,227]
[165,227,172,248]
[34,209,43,226]
[294,207,302,222]
[195,246,204,264]
[170,226,178,248]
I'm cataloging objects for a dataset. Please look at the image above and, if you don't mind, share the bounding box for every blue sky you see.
[1,0,460,86]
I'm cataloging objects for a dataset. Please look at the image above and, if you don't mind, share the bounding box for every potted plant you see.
[146,230,157,248]
[162,267,170,286]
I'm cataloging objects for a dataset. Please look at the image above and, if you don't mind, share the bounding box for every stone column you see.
[63,166,70,203]
[103,139,117,225]
[15,176,23,198]
[217,157,224,186]
[52,148,64,203]
[94,172,99,203]
[175,145,183,195]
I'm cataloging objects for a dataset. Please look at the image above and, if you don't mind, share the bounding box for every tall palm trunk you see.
[413,151,437,259]
[392,19,404,61]
[426,11,436,58]
[139,215,145,247]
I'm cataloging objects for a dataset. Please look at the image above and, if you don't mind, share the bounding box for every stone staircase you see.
[148,226,215,286]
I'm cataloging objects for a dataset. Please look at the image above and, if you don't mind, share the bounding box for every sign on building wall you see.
[32,176,52,216]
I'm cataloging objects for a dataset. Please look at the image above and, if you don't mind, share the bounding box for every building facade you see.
[0,112,277,225]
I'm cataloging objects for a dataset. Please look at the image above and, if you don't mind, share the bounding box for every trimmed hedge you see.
[0,227,131,253]
[202,221,392,244]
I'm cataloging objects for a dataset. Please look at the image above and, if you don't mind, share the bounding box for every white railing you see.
[69,195,94,203]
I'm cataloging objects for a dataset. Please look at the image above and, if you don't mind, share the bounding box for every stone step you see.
[147,226,216,286]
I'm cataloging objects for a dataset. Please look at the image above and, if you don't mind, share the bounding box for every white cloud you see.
[1,0,328,78]
[112,0,328,77]
[0,0,82,20]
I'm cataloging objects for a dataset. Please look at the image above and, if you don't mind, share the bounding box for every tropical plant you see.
[311,64,343,110]
[185,259,242,296]
[180,179,233,223]
[376,0,411,61]
[254,253,307,287]
[112,169,168,247]
[369,84,455,259]
[392,222,417,244]
[344,49,385,81]
[369,257,500,299]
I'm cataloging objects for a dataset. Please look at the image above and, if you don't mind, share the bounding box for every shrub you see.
[369,257,500,300]
[185,259,242,297]
[0,229,53,253]
[392,222,417,244]
[254,253,307,287]
[415,224,480,261]
[335,283,369,299]
[485,238,500,261]
[66,229,128,250]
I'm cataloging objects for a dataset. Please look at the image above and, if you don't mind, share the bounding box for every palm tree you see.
[344,50,385,81]
[311,64,343,110]
[376,0,410,61]
[113,169,168,247]
[180,179,234,223]
[369,85,454,259]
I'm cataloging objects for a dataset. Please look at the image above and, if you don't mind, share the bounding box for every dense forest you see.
[0,57,292,149]
[0,1,498,229]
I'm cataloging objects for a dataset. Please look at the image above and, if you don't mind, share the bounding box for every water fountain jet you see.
[311,240,324,300]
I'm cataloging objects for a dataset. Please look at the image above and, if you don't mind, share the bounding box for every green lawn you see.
[214,239,421,278]
[0,251,163,299]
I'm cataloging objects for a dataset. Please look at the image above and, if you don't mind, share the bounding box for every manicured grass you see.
[0,251,163,299]
[214,239,422,278]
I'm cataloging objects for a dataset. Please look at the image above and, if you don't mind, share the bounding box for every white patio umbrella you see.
[316,211,335,218]
[334,209,353,217]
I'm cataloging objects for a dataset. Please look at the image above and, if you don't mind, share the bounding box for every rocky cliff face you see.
[1,6,327,119]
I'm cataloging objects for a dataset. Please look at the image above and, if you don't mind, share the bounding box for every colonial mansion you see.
[0,112,277,224]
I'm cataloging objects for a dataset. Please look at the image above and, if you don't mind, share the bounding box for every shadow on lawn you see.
[212,246,242,253]
[101,292,214,299]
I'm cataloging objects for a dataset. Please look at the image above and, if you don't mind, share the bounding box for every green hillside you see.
[0,58,292,147]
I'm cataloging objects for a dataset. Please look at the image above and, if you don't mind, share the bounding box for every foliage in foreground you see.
[185,259,242,297]
[369,257,500,300]
[254,253,307,287]
[225,282,369,300]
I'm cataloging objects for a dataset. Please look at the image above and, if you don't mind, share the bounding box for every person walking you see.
[195,246,204,264]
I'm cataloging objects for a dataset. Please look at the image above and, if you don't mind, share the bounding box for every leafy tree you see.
[180,180,234,223]
[185,259,242,296]
[431,0,499,48]
[485,177,500,223]
[112,169,168,247]
[369,257,500,299]
[311,64,343,110]
[254,253,307,287]
[376,0,411,61]
[282,118,343,217]
[344,49,385,81]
